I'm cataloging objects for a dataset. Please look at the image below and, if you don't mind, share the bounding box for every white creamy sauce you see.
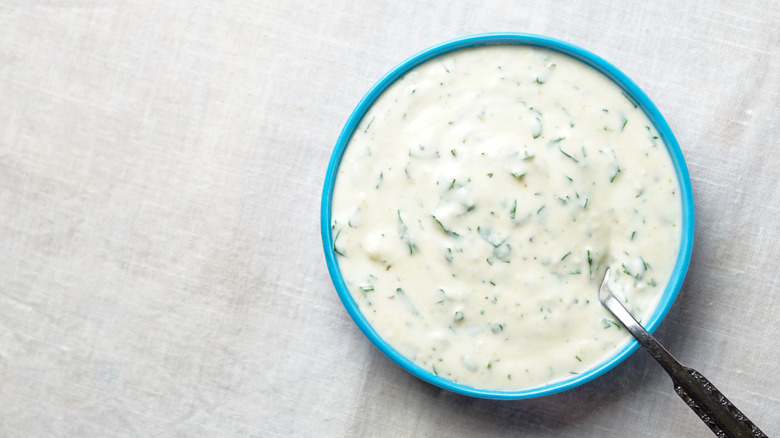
[331,46,682,390]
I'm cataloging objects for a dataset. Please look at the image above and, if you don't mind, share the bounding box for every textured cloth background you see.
[1,1,778,436]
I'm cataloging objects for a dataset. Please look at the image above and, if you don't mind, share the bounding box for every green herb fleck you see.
[432,215,459,237]
[559,146,579,163]
[648,278,658,287]
[622,91,638,108]
[561,251,571,261]
[509,200,517,220]
[610,166,621,183]
[333,230,345,257]
[453,311,464,323]
[537,205,546,214]
[511,171,526,181]
[587,250,593,277]
[363,117,375,133]
[397,210,417,254]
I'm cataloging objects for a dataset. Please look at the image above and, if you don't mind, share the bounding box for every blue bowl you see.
[321,33,695,399]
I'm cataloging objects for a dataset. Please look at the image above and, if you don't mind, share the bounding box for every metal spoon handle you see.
[599,269,766,438]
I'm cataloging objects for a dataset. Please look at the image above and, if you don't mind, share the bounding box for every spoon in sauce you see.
[598,268,766,437]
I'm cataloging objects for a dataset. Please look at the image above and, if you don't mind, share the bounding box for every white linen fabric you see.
[0,1,778,436]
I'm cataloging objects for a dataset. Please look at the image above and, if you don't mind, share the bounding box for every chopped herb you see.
[622,263,641,280]
[537,205,545,214]
[453,311,464,322]
[509,200,517,220]
[561,251,571,261]
[397,210,417,254]
[432,215,459,236]
[396,287,419,316]
[621,117,628,132]
[531,108,543,139]
[487,172,493,178]
[587,250,593,277]
[648,278,658,287]
[363,116,375,133]
[622,91,638,108]
[451,149,457,157]
[559,146,579,163]
[551,136,566,143]
[348,207,361,228]
[575,355,582,362]
[448,178,456,190]
[478,226,504,247]
[610,166,621,183]
[631,230,637,240]
[333,230,345,257]
[523,151,535,160]
[511,171,526,180]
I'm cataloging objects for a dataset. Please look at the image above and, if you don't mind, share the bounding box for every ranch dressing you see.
[331,46,682,390]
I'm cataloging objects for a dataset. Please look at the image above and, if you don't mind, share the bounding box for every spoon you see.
[598,268,766,437]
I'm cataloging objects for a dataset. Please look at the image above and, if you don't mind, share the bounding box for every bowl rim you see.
[320,32,695,400]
